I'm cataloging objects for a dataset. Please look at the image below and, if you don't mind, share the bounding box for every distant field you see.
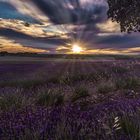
[0,54,139,62]
[0,56,53,62]
[0,56,117,62]
[0,56,140,139]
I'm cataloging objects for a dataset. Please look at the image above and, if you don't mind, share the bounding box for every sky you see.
[0,0,140,54]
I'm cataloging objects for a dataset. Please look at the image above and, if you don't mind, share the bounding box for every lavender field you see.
[0,56,140,140]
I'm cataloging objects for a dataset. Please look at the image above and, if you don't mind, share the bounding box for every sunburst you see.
[72,44,83,53]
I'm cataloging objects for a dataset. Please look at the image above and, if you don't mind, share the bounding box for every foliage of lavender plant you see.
[0,58,140,139]
[0,99,140,140]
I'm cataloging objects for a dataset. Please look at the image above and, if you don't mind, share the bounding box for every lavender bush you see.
[0,58,140,139]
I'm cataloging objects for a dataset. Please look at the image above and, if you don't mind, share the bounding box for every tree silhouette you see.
[107,0,140,33]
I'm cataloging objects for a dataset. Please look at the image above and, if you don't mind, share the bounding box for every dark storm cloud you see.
[0,1,39,23]
[95,35,133,45]
[94,33,140,48]
[32,0,107,24]
[89,34,140,50]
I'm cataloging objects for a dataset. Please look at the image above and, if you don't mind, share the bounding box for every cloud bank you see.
[0,0,140,54]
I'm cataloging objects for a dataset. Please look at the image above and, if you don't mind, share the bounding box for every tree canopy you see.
[107,0,140,33]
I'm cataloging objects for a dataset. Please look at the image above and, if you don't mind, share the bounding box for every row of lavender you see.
[0,99,140,140]
[0,59,140,139]
[0,60,139,87]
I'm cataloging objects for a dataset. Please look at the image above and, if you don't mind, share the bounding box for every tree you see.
[107,0,140,33]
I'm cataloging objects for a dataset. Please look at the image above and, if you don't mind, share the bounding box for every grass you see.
[71,86,90,102]
[120,116,140,139]
[97,81,116,94]
[59,73,89,85]
[0,91,32,111]
[116,77,140,90]
[59,73,71,85]
[0,78,47,89]
[111,65,129,74]
[20,129,41,140]
[36,89,64,107]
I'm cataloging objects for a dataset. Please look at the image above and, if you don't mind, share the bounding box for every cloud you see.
[84,47,140,55]
[0,0,140,54]
[0,37,49,53]
[0,19,70,38]
[0,27,69,51]
[0,1,39,23]
[96,19,120,33]
[32,0,107,24]
[8,0,49,23]
[95,34,132,45]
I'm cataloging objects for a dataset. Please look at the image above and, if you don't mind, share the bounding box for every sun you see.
[72,44,83,53]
